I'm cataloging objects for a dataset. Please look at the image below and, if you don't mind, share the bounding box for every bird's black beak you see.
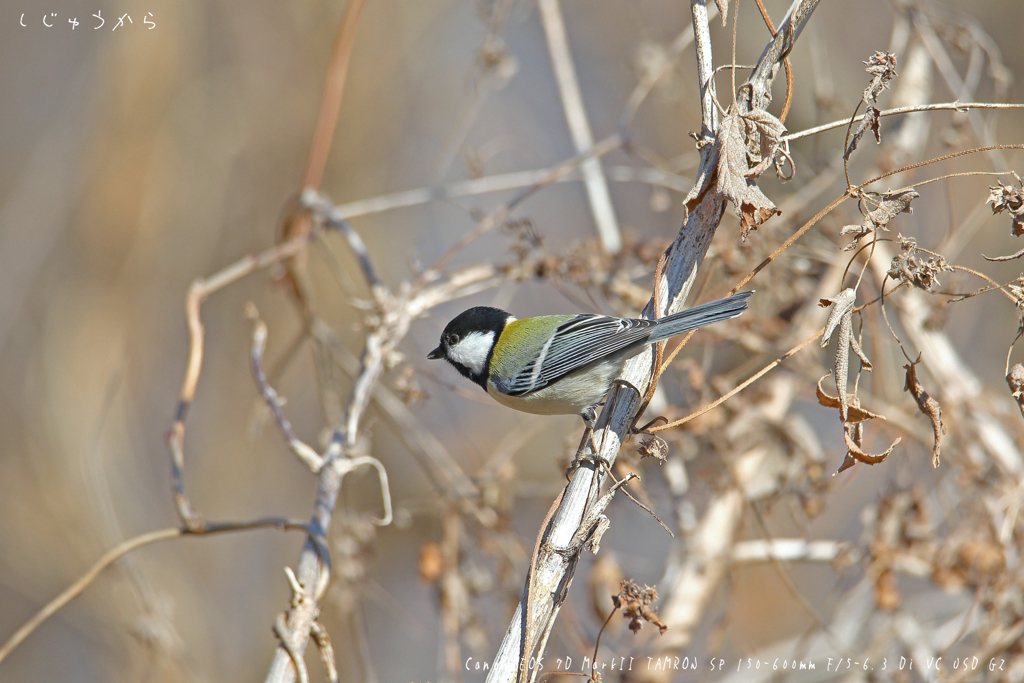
[427,346,445,360]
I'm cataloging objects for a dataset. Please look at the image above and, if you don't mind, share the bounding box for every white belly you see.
[486,357,626,416]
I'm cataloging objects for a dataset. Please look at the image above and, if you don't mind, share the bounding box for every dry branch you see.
[784,101,1024,142]
[485,1,821,680]
[168,226,331,527]
[266,191,512,681]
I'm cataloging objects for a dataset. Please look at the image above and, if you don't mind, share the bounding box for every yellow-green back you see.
[490,315,575,381]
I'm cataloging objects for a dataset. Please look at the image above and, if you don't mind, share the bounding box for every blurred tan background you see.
[1,0,1023,681]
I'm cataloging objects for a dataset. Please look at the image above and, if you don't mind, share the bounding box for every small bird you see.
[427,291,753,431]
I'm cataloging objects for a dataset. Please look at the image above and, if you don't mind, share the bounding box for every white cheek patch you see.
[448,331,494,375]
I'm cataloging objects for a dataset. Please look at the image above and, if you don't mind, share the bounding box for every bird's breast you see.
[486,357,626,416]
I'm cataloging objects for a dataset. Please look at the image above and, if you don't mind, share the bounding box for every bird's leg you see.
[570,376,665,474]
[566,407,600,478]
[581,405,599,455]
[567,428,593,480]
[567,407,606,479]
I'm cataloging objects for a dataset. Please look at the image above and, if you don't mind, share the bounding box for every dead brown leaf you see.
[868,188,918,226]
[844,426,901,467]
[1007,363,1024,419]
[715,105,784,238]
[836,452,858,474]
[613,579,667,634]
[819,289,871,421]
[637,435,668,462]
[842,188,919,251]
[988,180,1024,237]
[418,542,443,583]
[844,52,897,161]
[816,374,885,423]
[820,289,856,343]
[886,234,951,291]
[863,51,898,104]
[714,0,729,26]
[874,568,901,611]
[742,109,788,178]
[983,179,1024,261]
[903,359,945,468]
[845,105,881,160]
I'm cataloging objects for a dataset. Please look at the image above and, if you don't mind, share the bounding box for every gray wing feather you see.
[503,315,655,395]
[503,291,753,396]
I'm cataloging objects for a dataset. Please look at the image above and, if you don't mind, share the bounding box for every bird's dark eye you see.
[446,333,460,346]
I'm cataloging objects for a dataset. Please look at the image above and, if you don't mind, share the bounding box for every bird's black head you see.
[427,306,513,388]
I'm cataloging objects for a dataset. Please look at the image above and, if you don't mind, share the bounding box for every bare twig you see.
[264,459,357,682]
[278,0,367,299]
[649,327,824,432]
[0,519,312,664]
[269,189,511,681]
[249,305,324,472]
[168,227,330,528]
[855,144,1024,191]
[741,0,820,114]
[752,0,794,122]
[309,621,340,683]
[308,164,690,226]
[273,614,310,683]
[430,134,623,272]
[783,101,1024,142]
[312,319,483,505]
[302,0,367,191]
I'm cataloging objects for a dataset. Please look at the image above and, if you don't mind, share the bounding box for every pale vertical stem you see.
[691,0,719,136]
[537,0,622,254]
[265,462,343,683]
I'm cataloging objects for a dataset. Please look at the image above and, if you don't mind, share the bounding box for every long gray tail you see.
[647,291,753,342]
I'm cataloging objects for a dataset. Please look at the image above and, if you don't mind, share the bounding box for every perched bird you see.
[427,291,753,430]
